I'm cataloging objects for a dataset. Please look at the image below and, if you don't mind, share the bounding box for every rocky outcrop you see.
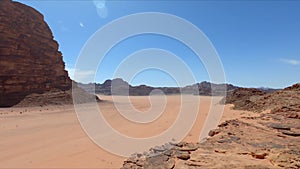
[14,84,99,107]
[284,83,300,91]
[0,0,72,107]
[221,88,267,111]
[122,112,300,169]
[224,83,300,112]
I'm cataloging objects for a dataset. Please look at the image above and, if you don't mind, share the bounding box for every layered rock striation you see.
[0,0,72,107]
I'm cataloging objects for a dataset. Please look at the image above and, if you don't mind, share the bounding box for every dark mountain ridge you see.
[77,78,276,96]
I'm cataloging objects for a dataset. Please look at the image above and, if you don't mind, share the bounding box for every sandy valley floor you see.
[0,95,253,168]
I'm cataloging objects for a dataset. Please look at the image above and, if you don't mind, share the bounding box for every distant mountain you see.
[257,87,280,93]
[77,78,241,96]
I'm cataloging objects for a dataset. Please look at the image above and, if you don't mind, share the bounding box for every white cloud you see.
[280,58,300,65]
[66,67,95,83]
[93,0,108,18]
[79,22,84,28]
[93,0,106,9]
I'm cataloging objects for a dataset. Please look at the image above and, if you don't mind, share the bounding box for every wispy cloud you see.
[93,0,108,18]
[66,67,95,83]
[79,22,84,28]
[280,58,300,65]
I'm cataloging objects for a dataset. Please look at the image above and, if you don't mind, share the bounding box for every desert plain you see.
[0,95,250,168]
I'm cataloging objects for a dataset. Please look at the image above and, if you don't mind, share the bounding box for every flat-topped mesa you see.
[0,0,72,107]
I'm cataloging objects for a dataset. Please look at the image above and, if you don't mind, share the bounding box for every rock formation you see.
[123,117,300,168]
[122,83,300,168]
[0,0,72,107]
[224,83,299,112]
[284,83,300,91]
[221,88,267,111]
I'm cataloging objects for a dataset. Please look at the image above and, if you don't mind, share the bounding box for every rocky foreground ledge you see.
[122,114,299,168]
[122,84,300,169]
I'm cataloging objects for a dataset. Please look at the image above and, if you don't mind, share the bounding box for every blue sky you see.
[16,0,300,88]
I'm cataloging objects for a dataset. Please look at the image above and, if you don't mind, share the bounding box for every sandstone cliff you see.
[0,0,73,107]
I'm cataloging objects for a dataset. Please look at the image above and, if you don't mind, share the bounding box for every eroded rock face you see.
[223,83,300,112]
[284,83,300,91]
[0,0,72,107]
[222,88,267,111]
